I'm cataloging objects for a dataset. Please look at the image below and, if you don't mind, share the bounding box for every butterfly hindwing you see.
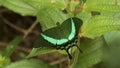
[41,33,68,45]
[41,33,57,45]
[72,17,83,33]
[68,18,76,40]
[34,34,54,48]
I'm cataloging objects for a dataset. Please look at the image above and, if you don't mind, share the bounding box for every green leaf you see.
[73,37,105,68]
[0,50,3,55]
[76,12,91,23]
[0,0,66,16]
[6,59,57,68]
[104,31,120,46]
[24,0,67,10]
[4,36,23,57]
[37,8,68,31]
[0,0,36,16]
[85,0,118,5]
[84,0,120,14]
[81,15,120,39]
[26,48,56,58]
[104,31,120,68]
[0,55,10,68]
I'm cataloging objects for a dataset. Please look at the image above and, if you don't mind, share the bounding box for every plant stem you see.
[50,57,68,65]
[23,20,38,38]
[1,15,38,39]
[2,17,26,33]
[0,42,31,53]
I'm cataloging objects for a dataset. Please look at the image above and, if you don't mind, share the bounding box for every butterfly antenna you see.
[76,45,83,53]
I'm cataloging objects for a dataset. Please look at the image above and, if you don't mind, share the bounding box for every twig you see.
[1,15,39,38]
[0,42,31,53]
[0,42,7,47]
[0,9,9,13]
[1,17,26,33]
[23,20,38,38]
[50,57,68,65]
[16,45,31,53]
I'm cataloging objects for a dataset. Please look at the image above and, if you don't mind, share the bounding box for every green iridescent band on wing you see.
[41,18,76,45]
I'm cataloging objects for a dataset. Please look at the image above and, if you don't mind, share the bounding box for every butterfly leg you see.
[72,42,83,53]
[65,45,77,59]
[66,44,83,59]
[56,45,73,59]
[74,37,83,53]
[76,45,83,53]
[65,48,72,59]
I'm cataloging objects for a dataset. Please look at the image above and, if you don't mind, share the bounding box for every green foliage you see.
[0,36,23,68]
[26,48,56,58]
[103,31,120,68]
[6,59,57,68]
[4,36,23,57]
[0,55,10,68]
[74,37,105,68]
[0,0,66,16]
[81,15,120,39]
[37,8,68,31]
[1,0,120,68]
[76,12,91,22]
[0,0,36,16]
[85,0,120,14]
[23,0,66,10]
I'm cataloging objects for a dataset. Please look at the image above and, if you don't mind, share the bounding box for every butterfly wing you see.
[34,17,83,48]
[61,17,83,40]
[68,18,76,40]
[34,34,55,48]
[41,33,68,45]
[42,19,71,39]
[39,18,72,45]
[72,17,83,33]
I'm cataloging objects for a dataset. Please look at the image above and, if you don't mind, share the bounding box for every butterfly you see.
[34,17,83,59]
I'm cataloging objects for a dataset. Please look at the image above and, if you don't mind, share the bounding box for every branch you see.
[1,15,39,38]
[1,16,26,33]
[0,42,31,53]
[49,57,68,65]
[23,20,38,38]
